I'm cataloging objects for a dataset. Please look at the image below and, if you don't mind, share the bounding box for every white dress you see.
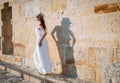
[33,27,52,74]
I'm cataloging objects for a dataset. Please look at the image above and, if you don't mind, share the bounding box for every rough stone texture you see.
[95,3,120,14]
[51,0,67,12]
[0,69,33,83]
[103,61,120,83]
[1,2,13,55]
[0,61,98,83]
[82,15,104,35]
[0,0,120,83]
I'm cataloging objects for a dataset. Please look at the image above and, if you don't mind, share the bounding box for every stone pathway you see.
[0,61,95,83]
[0,69,33,83]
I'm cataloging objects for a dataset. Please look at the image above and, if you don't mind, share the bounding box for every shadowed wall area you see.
[1,2,13,55]
[51,17,77,78]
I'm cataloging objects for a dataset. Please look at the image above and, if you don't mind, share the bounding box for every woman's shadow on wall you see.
[51,18,78,78]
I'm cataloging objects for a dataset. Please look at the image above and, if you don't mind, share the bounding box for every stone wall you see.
[0,0,120,83]
[103,61,120,83]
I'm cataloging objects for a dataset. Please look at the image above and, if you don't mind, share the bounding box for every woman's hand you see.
[38,40,42,47]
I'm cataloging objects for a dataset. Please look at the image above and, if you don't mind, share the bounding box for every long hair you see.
[36,13,46,30]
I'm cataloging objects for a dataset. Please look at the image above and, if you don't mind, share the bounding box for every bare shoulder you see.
[40,24,46,31]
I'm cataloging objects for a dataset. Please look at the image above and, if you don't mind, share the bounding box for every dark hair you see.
[36,13,46,30]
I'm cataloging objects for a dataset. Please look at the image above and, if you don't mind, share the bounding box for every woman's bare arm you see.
[40,24,47,41]
[38,24,47,46]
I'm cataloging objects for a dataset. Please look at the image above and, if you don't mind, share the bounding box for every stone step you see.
[18,80,34,83]
[0,61,92,83]
[0,61,68,83]
[0,70,9,74]
[0,69,33,83]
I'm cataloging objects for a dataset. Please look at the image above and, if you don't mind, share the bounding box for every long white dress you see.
[33,27,52,74]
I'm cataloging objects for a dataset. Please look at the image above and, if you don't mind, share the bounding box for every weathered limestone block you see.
[91,0,105,6]
[65,0,94,16]
[92,35,105,47]
[11,0,40,18]
[10,69,20,76]
[0,0,9,5]
[39,0,52,18]
[78,35,92,47]
[77,66,96,82]
[12,16,26,25]
[101,0,120,4]
[95,3,120,14]
[74,47,88,66]
[9,0,22,5]
[96,69,102,83]
[12,17,25,44]
[25,17,36,26]
[82,15,104,36]
[92,0,120,8]
[3,55,23,66]
[69,18,82,38]
[87,47,119,68]
[12,4,21,19]
[51,0,67,12]
[92,34,119,48]
[79,0,94,16]
[9,0,35,6]
[14,43,26,57]
[0,55,5,61]
[87,47,96,68]
[0,3,4,10]
[103,61,120,83]
[95,48,110,67]
[29,77,40,83]
[3,55,14,64]
[65,0,82,16]
[40,0,93,17]
[12,19,26,44]
[23,1,40,17]
[104,37,118,48]
[109,48,119,63]
[105,12,120,35]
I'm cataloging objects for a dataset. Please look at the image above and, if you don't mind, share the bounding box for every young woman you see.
[33,13,52,75]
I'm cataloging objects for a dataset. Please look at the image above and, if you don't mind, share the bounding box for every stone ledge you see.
[0,69,33,83]
[0,60,84,83]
